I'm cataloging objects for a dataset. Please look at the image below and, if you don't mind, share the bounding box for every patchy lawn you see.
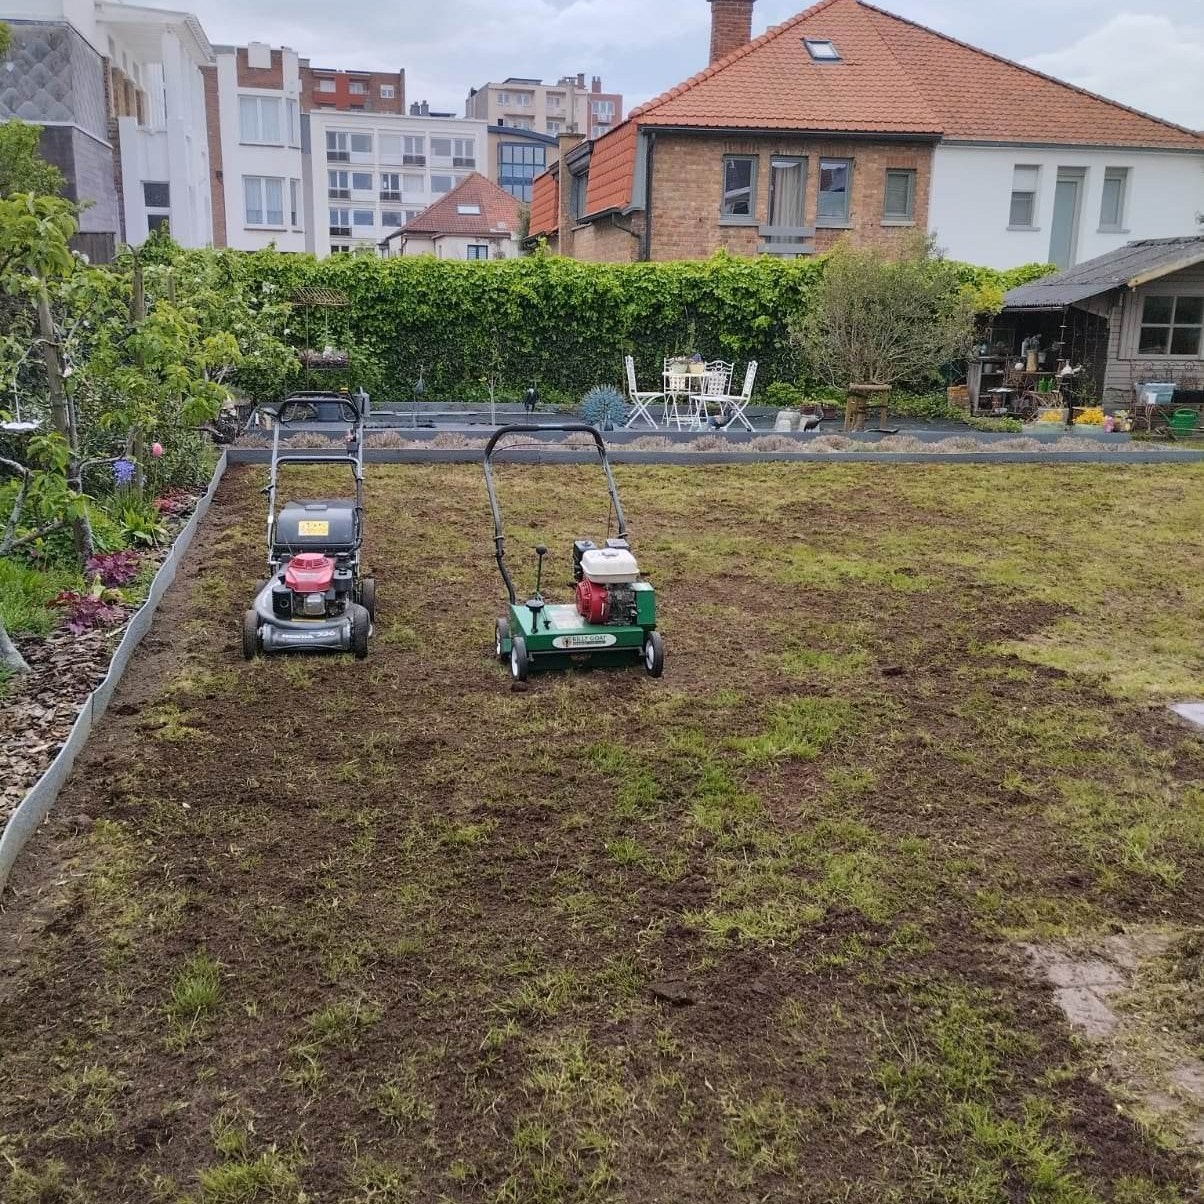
[1,461,1203,1203]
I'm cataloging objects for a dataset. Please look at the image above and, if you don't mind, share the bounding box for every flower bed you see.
[0,490,202,829]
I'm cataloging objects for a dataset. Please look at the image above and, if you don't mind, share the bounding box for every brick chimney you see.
[707,0,756,64]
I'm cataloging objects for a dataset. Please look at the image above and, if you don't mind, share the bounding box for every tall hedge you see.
[180,246,1053,404]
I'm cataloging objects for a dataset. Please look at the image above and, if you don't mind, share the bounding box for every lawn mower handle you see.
[482,424,627,606]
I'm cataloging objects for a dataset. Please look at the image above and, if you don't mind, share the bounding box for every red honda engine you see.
[575,578,610,625]
[284,552,335,593]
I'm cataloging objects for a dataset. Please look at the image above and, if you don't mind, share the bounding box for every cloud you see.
[1024,13,1204,129]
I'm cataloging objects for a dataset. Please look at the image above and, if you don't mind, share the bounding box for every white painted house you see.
[209,42,306,252]
[304,108,488,256]
[0,0,214,255]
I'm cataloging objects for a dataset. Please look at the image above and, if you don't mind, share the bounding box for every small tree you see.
[792,234,977,391]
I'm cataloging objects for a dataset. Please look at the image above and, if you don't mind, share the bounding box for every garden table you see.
[662,368,730,430]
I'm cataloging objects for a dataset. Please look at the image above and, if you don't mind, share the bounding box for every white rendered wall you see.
[929,142,1204,269]
[1,0,99,47]
[215,48,306,252]
[306,110,487,258]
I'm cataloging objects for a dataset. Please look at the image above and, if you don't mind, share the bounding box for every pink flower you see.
[151,442,164,458]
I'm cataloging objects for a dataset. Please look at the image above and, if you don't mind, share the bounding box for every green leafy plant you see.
[966,416,1023,433]
[792,235,978,392]
[764,381,804,409]
[114,500,167,547]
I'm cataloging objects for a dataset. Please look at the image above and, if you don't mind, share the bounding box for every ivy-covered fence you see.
[189,247,1052,405]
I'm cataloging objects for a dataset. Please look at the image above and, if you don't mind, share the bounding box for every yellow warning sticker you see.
[298,520,330,537]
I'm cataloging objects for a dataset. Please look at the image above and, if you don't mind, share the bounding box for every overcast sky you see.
[188,0,1204,129]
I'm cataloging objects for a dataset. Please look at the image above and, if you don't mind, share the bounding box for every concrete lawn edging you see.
[0,453,229,898]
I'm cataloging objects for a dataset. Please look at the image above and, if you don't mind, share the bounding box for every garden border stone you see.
[226,447,1204,467]
[0,453,229,897]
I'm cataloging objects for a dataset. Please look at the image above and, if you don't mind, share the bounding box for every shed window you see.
[1138,295,1203,357]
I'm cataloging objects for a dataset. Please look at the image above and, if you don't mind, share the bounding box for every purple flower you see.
[113,458,136,486]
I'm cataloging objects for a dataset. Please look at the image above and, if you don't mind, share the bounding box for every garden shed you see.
[1000,237,1204,411]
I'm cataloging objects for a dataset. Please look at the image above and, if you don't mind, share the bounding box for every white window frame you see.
[453,137,476,168]
[286,99,299,147]
[380,172,402,201]
[348,80,367,96]
[351,171,374,193]
[403,135,425,166]
[1125,290,1204,360]
[317,77,336,94]
[244,176,284,227]
[329,206,351,235]
[290,178,301,228]
[380,84,395,100]
[431,174,454,196]
[352,209,375,228]
[467,244,490,261]
[328,169,350,198]
[239,95,283,145]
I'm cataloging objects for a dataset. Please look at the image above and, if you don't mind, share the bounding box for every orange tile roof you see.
[581,0,1201,221]
[403,173,521,238]
[528,169,559,238]
[584,121,639,217]
[859,3,1202,150]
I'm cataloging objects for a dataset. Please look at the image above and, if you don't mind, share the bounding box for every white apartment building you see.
[466,74,622,141]
[210,42,306,251]
[304,109,487,256]
[0,0,214,255]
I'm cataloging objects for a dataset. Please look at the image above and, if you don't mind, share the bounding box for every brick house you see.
[529,0,1203,267]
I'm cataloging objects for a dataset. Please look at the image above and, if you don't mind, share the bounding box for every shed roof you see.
[1003,238,1204,310]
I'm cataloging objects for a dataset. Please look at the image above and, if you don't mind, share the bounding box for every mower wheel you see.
[643,631,664,678]
[495,617,510,661]
[510,634,529,682]
[357,577,376,621]
[242,610,260,660]
[350,603,370,660]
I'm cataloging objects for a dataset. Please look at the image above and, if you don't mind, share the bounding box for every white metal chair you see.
[663,358,691,428]
[713,361,759,431]
[623,355,664,429]
[693,365,732,428]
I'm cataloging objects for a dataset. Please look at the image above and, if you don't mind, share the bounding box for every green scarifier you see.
[483,424,664,682]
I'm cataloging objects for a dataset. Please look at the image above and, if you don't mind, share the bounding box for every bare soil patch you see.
[1,462,1203,1203]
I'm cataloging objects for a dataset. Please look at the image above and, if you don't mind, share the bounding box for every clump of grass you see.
[341,1157,412,1202]
[374,1058,434,1131]
[3,1156,81,1203]
[195,1150,301,1202]
[167,951,222,1036]
[47,1063,127,1141]
[304,998,381,1048]
[139,704,206,743]
[721,1089,803,1172]
[731,696,852,766]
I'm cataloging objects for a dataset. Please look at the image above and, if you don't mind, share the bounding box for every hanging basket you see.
[298,348,351,370]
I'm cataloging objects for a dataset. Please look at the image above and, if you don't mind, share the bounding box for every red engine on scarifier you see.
[575,578,611,625]
[284,552,335,593]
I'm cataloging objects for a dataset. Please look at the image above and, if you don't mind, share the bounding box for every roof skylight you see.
[804,38,841,61]
[457,204,482,215]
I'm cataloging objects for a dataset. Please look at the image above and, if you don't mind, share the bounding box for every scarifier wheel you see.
[643,631,664,678]
[495,617,509,661]
[510,634,529,682]
[242,610,260,661]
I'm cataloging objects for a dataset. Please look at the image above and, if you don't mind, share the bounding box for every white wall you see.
[306,110,487,257]
[2,0,99,47]
[104,24,212,247]
[215,47,306,252]
[929,143,1204,269]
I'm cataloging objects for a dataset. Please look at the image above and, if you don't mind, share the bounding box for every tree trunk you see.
[36,281,92,561]
[0,617,29,676]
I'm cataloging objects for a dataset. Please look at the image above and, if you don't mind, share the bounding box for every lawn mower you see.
[484,423,663,682]
[241,392,375,660]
